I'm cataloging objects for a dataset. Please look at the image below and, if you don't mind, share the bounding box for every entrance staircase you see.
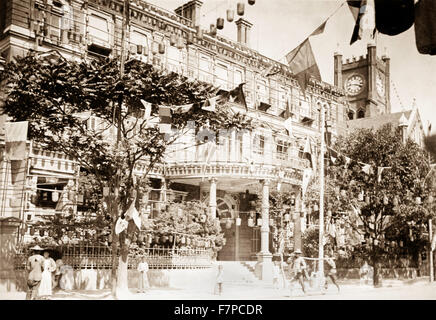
[217,261,263,284]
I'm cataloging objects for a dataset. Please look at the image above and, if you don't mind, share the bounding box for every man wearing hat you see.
[289,249,307,295]
[26,245,44,300]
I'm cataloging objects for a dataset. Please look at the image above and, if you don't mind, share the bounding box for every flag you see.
[159,106,172,133]
[310,21,327,37]
[284,117,292,136]
[115,217,128,235]
[5,121,28,160]
[140,99,152,119]
[362,163,372,175]
[344,156,351,167]
[348,0,373,45]
[286,39,321,93]
[125,197,141,230]
[303,137,314,169]
[172,103,194,114]
[202,96,219,112]
[302,168,312,196]
[218,83,248,110]
[377,166,384,182]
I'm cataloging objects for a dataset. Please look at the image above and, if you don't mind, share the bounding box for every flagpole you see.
[318,103,325,281]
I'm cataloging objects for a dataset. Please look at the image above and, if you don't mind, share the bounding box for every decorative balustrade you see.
[14,245,213,270]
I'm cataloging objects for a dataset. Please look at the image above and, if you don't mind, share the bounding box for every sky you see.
[147,0,436,134]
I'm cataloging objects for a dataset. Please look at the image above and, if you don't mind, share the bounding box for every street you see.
[2,280,436,300]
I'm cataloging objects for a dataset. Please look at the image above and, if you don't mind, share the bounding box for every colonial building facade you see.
[0,0,350,282]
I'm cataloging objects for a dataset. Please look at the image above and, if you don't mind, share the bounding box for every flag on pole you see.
[159,106,172,133]
[125,197,141,229]
[348,0,372,45]
[5,121,28,160]
[302,168,312,196]
[303,137,314,169]
[140,100,152,120]
[286,39,322,93]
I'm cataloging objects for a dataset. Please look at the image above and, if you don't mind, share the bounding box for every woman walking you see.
[38,251,56,299]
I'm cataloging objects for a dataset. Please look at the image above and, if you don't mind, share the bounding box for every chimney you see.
[235,18,252,46]
[175,0,203,27]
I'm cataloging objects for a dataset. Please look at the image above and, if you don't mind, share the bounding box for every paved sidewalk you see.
[2,278,434,300]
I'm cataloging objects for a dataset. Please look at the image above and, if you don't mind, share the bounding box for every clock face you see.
[345,74,364,96]
[376,73,385,97]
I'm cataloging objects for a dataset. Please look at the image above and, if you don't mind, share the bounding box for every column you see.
[159,178,167,213]
[255,179,273,282]
[209,178,217,219]
[294,190,302,251]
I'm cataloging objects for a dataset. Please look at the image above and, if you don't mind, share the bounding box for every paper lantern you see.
[158,42,165,54]
[196,26,203,39]
[176,36,184,49]
[248,218,254,227]
[52,191,59,202]
[237,2,245,15]
[313,204,319,212]
[284,213,290,222]
[248,0,255,5]
[225,219,232,229]
[236,217,241,226]
[170,34,177,46]
[187,32,194,44]
[151,41,159,54]
[257,218,262,226]
[226,9,234,22]
[217,18,224,30]
[210,24,217,36]
[358,192,364,201]
[415,197,421,205]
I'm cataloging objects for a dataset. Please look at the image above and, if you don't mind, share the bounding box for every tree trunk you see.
[116,233,130,293]
[372,254,381,287]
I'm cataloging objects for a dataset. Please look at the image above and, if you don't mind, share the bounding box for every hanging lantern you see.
[358,192,364,202]
[415,196,421,205]
[52,191,59,202]
[257,218,263,226]
[383,195,389,205]
[374,239,379,246]
[237,2,245,15]
[225,219,232,229]
[248,218,254,227]
[340,189,347,197]
[200,214,207,223]
[170,34,177,46]
[181,236,186,244]
[158,42,165,54]
[217,18,224,30]
[151,41,159,54]
[284,213,290,222]
[210,24,217,36]
[226,9,234,22]
[313,203,319,212]
[176,36,184,49]
[327,210,332,217]
[248,0,255,5]
[236,217,241,226]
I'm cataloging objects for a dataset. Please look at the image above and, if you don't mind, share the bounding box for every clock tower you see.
[334,43,391,120]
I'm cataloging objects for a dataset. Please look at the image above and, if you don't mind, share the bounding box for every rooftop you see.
[346,110,412,131]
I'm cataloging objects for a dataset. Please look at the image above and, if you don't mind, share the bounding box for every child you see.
[215,264,224,295]
[137,256,150,293]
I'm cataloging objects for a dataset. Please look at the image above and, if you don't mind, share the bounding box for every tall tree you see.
[305,123,434,286]
[1,52,252,297]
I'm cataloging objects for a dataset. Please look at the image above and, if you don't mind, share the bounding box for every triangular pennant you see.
[125,197,141,230]
[172,103,194,114]
[202,96,219,112]
[362,163,372,175]
[310,21,327,37]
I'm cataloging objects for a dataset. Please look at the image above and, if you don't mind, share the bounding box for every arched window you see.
[357,109,365,119]
[348,111,355,120]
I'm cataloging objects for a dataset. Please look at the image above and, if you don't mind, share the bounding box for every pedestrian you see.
[272,261,280,289]
[289,249,306,295]
[215,264,224,295]
[360,261,370,286]
[137,256,150,293]
[324,255,340,292]
[26,245,44,300]
[53,258,64,290]
[38,251,57,299]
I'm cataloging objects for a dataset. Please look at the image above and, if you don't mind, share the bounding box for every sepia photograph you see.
[0,0,435,306]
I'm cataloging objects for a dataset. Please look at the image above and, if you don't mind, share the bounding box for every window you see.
[278,86,288,111]
[348,110,355,120]
[275,139,289,160]
[253,134,265,156]
[49,13,61,43]
[357,109,365,119]
[215,63,229,90]
[199,55,212,83]
[88,14,110,46]
[256,79,269,103]
[234,69,243,86]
